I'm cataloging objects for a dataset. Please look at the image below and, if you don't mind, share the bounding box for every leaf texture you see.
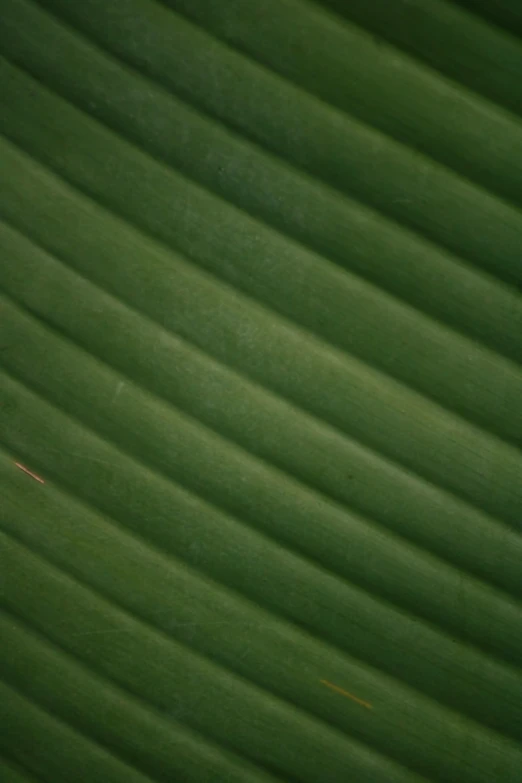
[1,1,522,781]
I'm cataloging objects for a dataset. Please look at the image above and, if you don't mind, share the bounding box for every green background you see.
[1,1,522,780]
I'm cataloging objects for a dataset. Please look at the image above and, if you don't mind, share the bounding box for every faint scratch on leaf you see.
[15,462,45,484]
[42,447,113,467]
[112,381,125,405]
[72,628,132,637]
[72,619,252,638]
[320,679,372,710]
